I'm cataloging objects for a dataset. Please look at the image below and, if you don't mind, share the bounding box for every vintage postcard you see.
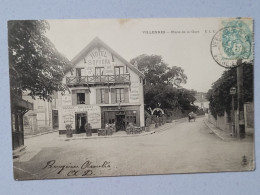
[9,18,254,180]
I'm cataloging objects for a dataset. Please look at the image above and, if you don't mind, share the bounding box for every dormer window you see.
[95,67,104,76]
[115,66,124,75]
[76,68,83,76]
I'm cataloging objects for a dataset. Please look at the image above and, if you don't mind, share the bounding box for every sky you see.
[46,18,226,92]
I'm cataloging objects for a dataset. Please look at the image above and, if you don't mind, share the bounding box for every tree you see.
[8,20,72,101]
[130,54,187,86]
[130,54,197,115]
[206,62,253,119]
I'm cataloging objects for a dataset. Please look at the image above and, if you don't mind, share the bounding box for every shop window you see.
[126,111,137,125]
[77,93,85,104]
[128,116,137,125]
[116,88,124,103]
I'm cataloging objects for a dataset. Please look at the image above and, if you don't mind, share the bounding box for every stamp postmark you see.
[210,18,253,68]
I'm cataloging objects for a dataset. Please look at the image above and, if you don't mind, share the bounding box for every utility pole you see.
[230,87,236,136]
[236,59,245,138]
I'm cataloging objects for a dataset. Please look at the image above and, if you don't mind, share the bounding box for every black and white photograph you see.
[9,18,254,180]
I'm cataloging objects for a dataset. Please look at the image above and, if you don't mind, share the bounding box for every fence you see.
[208,102,254,136]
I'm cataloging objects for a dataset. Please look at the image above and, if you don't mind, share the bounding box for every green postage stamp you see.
[211,18,253,68]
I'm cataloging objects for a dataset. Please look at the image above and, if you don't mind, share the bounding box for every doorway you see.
[52,110,59,129]
[116,113,125,131]
[75,113,87,133]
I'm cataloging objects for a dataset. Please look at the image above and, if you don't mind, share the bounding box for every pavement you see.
[25,129,59,139]
[57,117,188,141]
[13,116,255,180]
[203,119,254,142]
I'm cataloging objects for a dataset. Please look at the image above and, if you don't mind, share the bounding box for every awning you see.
[11,95,33,110]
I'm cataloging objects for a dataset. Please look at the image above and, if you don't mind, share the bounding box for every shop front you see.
[11,95,33,151]
[59,105,101,134]
[101,106,140,131]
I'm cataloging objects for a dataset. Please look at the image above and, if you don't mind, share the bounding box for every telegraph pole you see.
[236,59,245,138]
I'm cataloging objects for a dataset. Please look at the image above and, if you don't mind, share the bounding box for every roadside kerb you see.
[59,117,188,141]
[203,119,226,141]
[25,129,59,139]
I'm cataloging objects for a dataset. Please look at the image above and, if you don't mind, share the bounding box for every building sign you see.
[62,105,99,112]
[61,105,101,129]
[88,113,101,128]
[87,49,111,66]
[80,47,130,77]
[63,114,74,125]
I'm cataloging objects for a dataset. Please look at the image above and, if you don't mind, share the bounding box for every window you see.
[116,88,124,103]
[95,67,104,76]
[97,88,109,104]
[76,68,83,76]
[115,66,124,75]
[127,115,137,125]
[77,93,85,104]
[126,111,138,125]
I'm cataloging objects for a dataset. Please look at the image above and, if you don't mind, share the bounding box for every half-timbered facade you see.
[57,37,145,134]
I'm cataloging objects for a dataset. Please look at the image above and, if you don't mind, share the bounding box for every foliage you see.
[130,54,187,86]
[145,118,152,127]
[206,62,253,119]
[131,54,198,114]
[8,20,72,101]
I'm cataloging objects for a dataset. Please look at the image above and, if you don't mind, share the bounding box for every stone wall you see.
[208,102,254,136]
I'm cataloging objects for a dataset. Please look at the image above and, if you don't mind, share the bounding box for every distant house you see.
[22,92,59,135]
[57,37,145,134]
[194,92,209,111]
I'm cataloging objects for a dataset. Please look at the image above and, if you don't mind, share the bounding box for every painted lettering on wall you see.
[90,50,107,59]
[62,105,99,112]
[130,90,139,100]
[63,114,74,125]
[88,59,110,66]
[88,113,101,128]
[130,80,139,102]
[62,95,72,106]
[87,49,111,66]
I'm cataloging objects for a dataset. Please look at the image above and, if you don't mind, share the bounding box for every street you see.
[14,117,254,180]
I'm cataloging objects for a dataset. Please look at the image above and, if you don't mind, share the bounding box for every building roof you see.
[68,37,145,78]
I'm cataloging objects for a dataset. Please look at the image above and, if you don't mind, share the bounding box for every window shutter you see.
[72,91,77,105]
[136,110,140,126]
[124,88,129,103]
[85,90,90,105]
[111,88,116,104]
[104,88,109,104]
[96,89,101,104]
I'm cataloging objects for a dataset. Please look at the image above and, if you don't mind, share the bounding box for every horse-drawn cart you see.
[188,112,197,122]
